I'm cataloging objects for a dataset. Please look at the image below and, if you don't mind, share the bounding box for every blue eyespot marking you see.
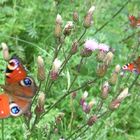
[24,77,32,86]
[11,106,20,114]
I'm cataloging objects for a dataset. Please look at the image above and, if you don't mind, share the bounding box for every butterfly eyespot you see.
[20,77,33,87]
[8,59,19,70]
[10,103,22,117]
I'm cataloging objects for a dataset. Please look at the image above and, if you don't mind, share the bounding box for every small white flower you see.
[56,14,62,24]
[117,88,129,101]
[53,58,62,72]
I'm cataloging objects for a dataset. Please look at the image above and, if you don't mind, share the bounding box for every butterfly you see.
[122,56,140,74]
[0,57,37,119]
[129,15,140,27]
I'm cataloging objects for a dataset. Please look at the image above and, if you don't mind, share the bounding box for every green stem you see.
[93,0,130,36]
[129,75,139,91]
[66,123,87,140]
[1,119,4,140]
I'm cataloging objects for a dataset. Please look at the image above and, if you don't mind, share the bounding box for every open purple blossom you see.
[98,43,109,52]
[84,39,99,51]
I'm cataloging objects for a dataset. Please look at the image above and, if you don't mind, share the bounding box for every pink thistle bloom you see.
[84,39,99,51]
[98,43,109,52]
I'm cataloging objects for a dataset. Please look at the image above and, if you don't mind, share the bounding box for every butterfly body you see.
[0,57,37,118]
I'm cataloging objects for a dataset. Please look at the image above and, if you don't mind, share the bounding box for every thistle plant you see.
[0,0,140,140]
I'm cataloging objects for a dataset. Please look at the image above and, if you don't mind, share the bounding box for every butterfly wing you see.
[0,57,37,118]
[5,57,27,84]
[0,94,10,119]
[129,15,137,27]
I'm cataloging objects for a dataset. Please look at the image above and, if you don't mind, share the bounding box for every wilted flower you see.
[96,64,108,77]
[109,88,129,110]
[88,6,96,15]
[87,115,97,126]
[51,58,62,80]
[98,43,109,52]
[73,11,79,22]
[1,42,10,61]
[84,6,95,28]
[109,65,121,85]
[101,81,110,99]
[37,56,46,81]
[64,21,73,35]
[103,51,114,66]
[117,88,129,101]
[96,50,106,62]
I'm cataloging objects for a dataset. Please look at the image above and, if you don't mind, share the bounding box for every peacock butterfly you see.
[0,57,37,119]
[122,56,140,74]
[129,15,140,27]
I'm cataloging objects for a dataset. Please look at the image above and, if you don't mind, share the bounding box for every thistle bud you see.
[83,99,95,113]
[63,21,73,36]
[70,40,79,55]
[96,64,107,77]
[83,6,95,28]
[71,92,77,99]
[80,91,88,105]
[101,81,110,99]
[37,56,46,81]
[109,65,121,85]
[50,58,62,80]
[73,11,79,22]
[55,113,65,124]
[103,52,114,66]
[87,115,97,126]
[56,14,62,25]
[55,14,62,38]
[35,92,45,115]
[55,24,62,38]
[109,99,121,110]
[1,42,10,61]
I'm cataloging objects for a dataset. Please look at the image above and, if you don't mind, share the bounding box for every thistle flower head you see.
[70,40,79,54]
[96,64,108,77]
[98,43,109,52]
[84,39,98,51]
[80,91,88,105]
[1,42,10,61]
